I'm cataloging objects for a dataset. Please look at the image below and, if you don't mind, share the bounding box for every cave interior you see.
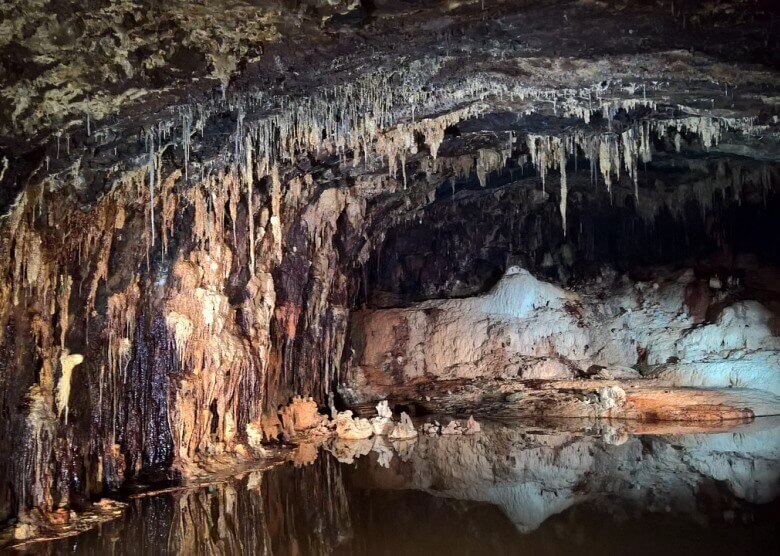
[0,0,779,551]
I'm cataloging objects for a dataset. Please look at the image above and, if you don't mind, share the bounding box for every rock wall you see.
[347,266,780,395]
[0,162,382,521]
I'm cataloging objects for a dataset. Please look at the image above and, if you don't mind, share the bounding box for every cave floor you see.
[348,377,780,426]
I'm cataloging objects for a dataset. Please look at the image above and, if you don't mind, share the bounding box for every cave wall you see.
[0,159,386,521]
[2,107,779,523]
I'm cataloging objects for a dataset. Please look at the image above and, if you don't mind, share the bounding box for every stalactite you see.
[161,170,182,255]
[181,107,192,181]
[270,164,283,263]
[85,206,115,317]
[560,148,568,235]
[57,274,72,350]
[148,132,156,247]
[244,136,255,273]
[522,115,754,208]
[476,148,505,188]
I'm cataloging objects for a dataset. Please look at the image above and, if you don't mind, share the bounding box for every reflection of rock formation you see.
[38,420,780,554]
[43,457,354,556]
[349,419,780,534]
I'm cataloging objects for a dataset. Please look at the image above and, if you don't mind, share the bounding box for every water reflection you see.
[31,418,780,555]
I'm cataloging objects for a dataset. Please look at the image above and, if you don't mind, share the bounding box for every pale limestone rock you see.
[465,415,481,435]
[245,423,266,453]
[389,412,418,440]
[421,421,440,435]
[441,420,464,435]
[598,385,627,410]
[334,410,373,440]
[13,521,38,541]
[376,400,392,419]
[593,366,642,380]
[371,400,394,435]
[348,266,780,401]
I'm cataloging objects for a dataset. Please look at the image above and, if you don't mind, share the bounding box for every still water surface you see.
[26,418,780,555]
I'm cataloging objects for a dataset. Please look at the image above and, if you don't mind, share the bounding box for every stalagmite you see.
[334,411,373,440]
[389,412,418,440]
[286,396,321,431]
[56,351,84,423]
[370,400,394,436]
[465,415,481,435]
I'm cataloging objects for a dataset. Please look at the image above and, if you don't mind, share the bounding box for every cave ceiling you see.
[1,0,779,217]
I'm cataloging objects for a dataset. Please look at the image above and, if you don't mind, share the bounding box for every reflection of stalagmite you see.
[329,437,373,464]
[371,436,395,468]
[391,438,417,461]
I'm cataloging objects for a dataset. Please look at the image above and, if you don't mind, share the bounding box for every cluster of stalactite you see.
[0,141,381,522]
[366,154,779,305]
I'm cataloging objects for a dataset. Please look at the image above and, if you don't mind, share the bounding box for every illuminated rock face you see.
[335,411,373,440]
[0,0,779,528]
[348,267,780,396]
